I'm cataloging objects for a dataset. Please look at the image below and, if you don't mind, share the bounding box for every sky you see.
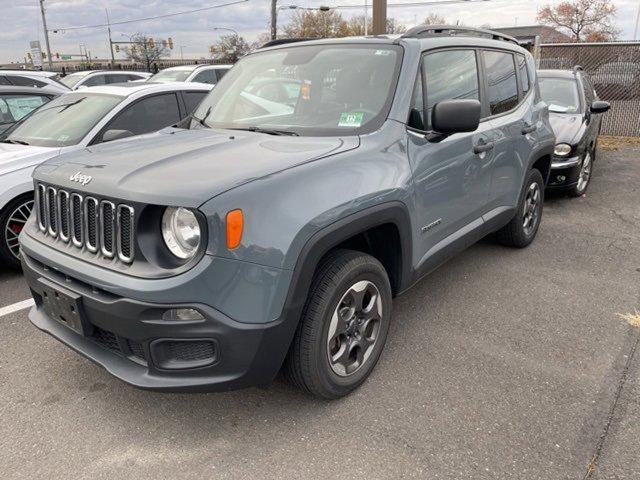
[2,0,639,64]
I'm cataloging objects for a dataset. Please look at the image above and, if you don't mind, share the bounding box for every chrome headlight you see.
[554,143,572,157]
[161,207,201,259]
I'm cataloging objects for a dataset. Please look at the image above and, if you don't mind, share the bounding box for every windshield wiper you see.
[1,139,29,145]
[191,106,212,128]
[229,126,299,136]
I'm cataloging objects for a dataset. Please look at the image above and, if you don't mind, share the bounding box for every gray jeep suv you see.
[20,27,554,399]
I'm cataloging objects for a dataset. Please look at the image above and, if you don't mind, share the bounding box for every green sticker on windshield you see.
[338,112,364,127]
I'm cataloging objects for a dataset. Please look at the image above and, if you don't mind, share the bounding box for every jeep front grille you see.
[35,183,135,263]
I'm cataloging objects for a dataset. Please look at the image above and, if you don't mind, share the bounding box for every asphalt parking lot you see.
[1,144,639,480]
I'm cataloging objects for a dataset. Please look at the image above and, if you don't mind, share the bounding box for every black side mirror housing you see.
[590,100,610,114]
[431,99,481,135]
[102,129,134,143]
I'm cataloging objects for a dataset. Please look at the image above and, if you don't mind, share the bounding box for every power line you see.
[49,0,248,32]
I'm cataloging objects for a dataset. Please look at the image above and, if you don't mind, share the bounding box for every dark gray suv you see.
[20,27,554,399]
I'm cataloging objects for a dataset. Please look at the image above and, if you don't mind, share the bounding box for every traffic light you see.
[162,40,167,48]
[148,38,155,49]
[168,37,174,49]
[27,52,32,60]
[115,44,120,53]
[42,52,46,59]
[55,52,60,59]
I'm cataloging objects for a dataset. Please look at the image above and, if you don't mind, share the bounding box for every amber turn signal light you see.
[226,209,243,249]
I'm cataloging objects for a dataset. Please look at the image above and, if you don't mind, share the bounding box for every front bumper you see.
[547,155,582,190]
[22,252,296,392]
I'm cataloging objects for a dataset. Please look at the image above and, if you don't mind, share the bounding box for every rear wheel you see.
[496,169,544,248]
[284,249,392,399]
[0,193,34,270]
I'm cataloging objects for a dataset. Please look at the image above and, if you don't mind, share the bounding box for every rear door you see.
[483,49,532,210]
[407,48,495,264]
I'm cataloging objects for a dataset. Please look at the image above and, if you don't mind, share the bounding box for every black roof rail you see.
[260,38,316,48]
[401,25,519,45]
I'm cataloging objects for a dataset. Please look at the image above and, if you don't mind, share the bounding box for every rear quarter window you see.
[483,50,519,115]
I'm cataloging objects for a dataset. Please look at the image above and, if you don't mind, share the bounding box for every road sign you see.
[30,40,43,68]
[61,55,72,60]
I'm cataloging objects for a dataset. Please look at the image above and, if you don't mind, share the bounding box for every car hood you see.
[549,113,584,145]
[34,128,360,207]
[0,143,61,176]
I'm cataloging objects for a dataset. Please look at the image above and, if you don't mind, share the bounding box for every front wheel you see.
[569,150,593,197]
[284,249,392,399]
[0,193,34,270]
[496,169,544,248]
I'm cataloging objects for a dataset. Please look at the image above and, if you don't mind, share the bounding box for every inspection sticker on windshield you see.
[338,112,364,127]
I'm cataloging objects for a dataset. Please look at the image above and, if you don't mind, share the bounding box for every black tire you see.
[284,249,392,399]
[496,169,544,248]
[0,193,34,270]
[569,147,595,198]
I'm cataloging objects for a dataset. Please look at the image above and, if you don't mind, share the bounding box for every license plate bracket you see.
[38,277,90,336]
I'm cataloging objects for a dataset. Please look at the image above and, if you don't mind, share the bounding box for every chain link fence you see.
[539,42,640,137]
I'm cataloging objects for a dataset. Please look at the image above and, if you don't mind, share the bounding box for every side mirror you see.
[102,129,134,143]
[591,100,610,114]
[432,99,481,135]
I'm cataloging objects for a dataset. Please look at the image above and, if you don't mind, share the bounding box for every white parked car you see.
[0,81,212,268]
[148,64,232,85]
[59,70,152,90]
[0,70,69,94]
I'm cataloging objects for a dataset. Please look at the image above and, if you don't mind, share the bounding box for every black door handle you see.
[522,123,537,134]
[473,141,494,154]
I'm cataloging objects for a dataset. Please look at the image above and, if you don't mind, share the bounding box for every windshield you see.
[5,92,124,147]
[188,44,402,136]
[59,72,88,88]
[149,68,196,83]
[539,77,581,113]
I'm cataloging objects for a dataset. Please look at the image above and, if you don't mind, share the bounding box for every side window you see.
[0,76,10,85]
[101,93,181,141]
[483,50,519,115]
[215,68,228,79]
[581,75,595,104]
[127,74,144,81]
[183,91,208,114]
[408,73,425,130]
[7,76,46,88]
[517,54,530,95]
[423,49,479,129]
[83,75,106,87]
[105,74,128,84]
[0,94,49,123]
[192,69,217,84]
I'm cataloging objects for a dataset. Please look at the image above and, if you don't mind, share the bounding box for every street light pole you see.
[105,8,116,67]
[212,27,239,35]
[271,0,277,40]
[634,0,640,40]
[39,0,54,69]
[364,0,368,35]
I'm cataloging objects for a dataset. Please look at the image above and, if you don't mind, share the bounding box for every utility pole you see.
[634,0,640,40]
[105,8,115,67]
[270,0,277,40]
[39,0,54,69]
[372,0,387,35]
[364,0,368,35]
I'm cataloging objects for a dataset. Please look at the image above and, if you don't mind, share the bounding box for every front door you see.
[407,48,494,267]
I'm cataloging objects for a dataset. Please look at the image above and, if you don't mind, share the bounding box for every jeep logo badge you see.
[69,171,92,186]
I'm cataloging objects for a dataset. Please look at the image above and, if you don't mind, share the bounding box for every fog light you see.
[557,175,566,182]
[162,308,204,321]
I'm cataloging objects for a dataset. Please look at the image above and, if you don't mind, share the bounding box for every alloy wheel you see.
[522,182,541,237]
[576,152,592,193]
[5,199,33,260]
[327,280,383,377]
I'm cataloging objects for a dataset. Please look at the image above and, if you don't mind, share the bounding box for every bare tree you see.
[537,0,619,42]
[282,10,350,38]
[423,13,447,25]
[211,34,251,63]
[123,33,169,72]
[345,16,406,35]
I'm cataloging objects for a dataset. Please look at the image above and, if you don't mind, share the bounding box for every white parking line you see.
[0,298,35,318]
